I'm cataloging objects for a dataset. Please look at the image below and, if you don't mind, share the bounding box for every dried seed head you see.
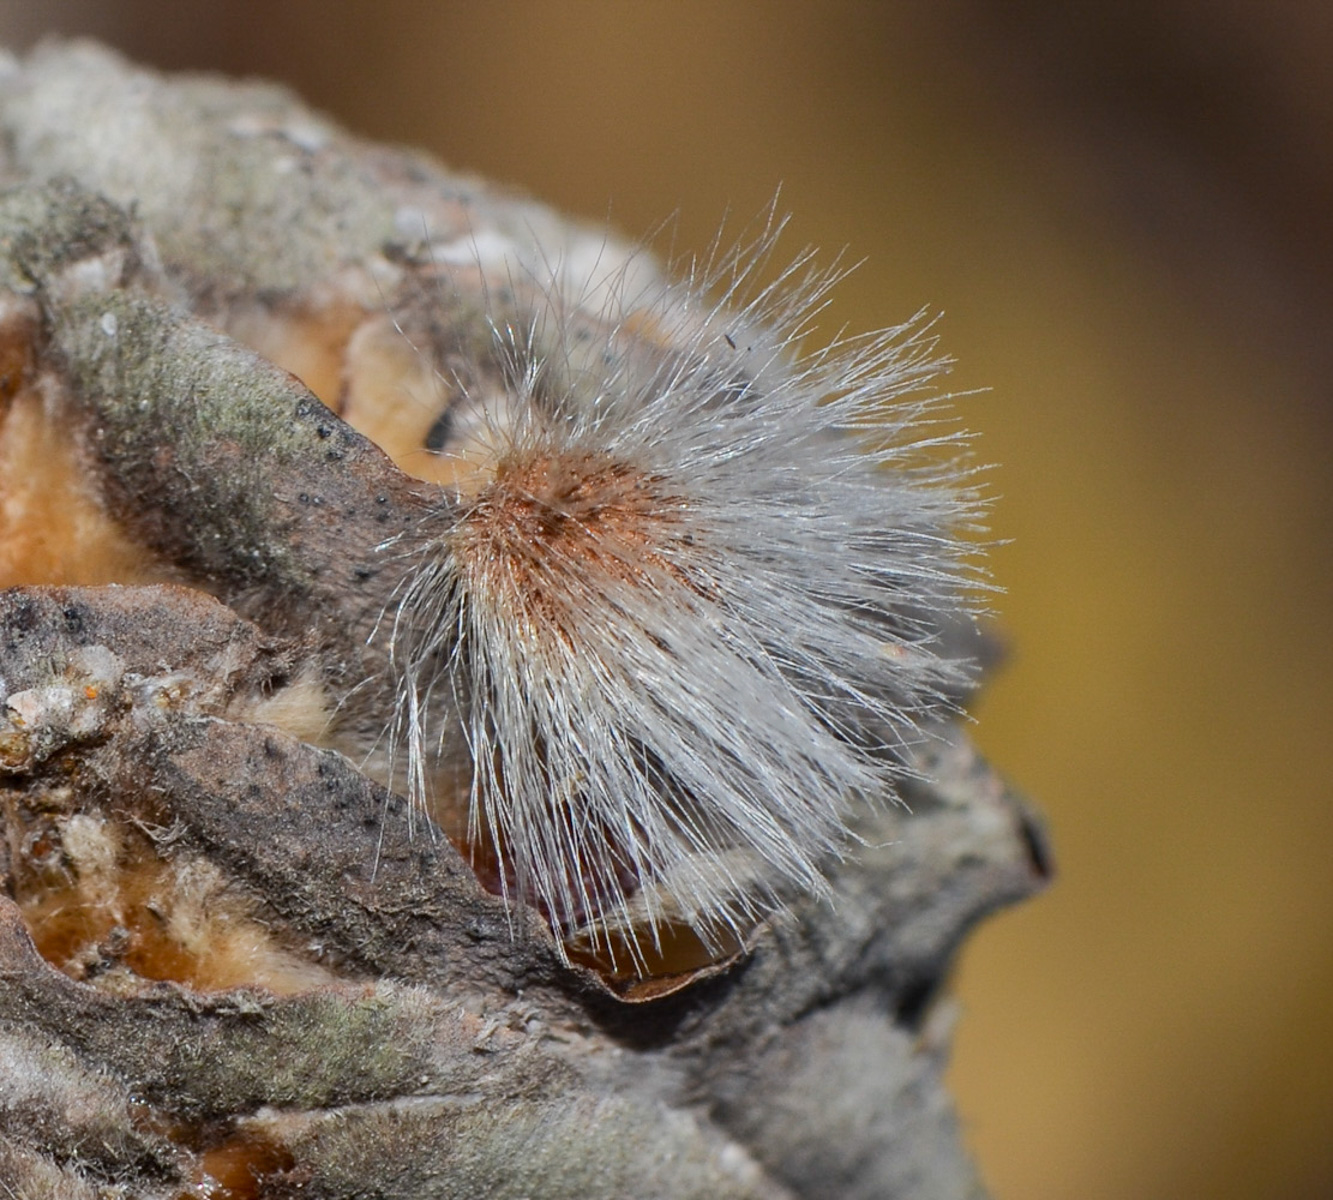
[387,221,986,969]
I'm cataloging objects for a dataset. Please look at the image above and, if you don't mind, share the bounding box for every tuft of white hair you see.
[386,220,986,968]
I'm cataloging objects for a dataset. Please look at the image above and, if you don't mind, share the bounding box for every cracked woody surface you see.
[0,44,1045,1200]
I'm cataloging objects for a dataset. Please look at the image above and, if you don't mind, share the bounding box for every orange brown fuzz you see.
[223,298,366,415]
[0,304,36,406]
[0,386,168,588]
[7,808,333,996]
[452,447,690,618]
[337,312,467,487]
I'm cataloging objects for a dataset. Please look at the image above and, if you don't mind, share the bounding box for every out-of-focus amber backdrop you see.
[2,4,1329,1197]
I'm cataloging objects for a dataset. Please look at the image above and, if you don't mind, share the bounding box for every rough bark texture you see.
[0,42,1048,1199]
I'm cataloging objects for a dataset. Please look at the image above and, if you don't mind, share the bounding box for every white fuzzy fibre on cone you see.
[387,224,987,968]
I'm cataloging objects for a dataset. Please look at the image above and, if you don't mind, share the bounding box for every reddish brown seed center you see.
[451,448,687,598]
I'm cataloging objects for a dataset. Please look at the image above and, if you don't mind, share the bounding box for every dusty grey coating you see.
[0,42,1047,1199]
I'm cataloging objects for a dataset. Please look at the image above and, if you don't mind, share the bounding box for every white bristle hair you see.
[387,215,986,967]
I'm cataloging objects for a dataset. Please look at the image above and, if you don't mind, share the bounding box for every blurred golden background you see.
[1,4,1329,1197]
